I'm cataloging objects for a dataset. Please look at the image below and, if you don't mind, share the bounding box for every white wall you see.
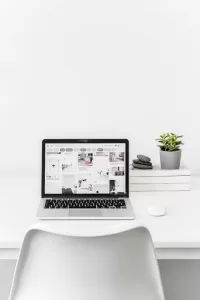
[0,0,200,177]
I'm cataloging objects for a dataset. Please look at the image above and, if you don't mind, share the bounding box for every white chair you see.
[9,222,165,300]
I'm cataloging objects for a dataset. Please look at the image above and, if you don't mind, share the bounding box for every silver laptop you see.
[37,139,134,219]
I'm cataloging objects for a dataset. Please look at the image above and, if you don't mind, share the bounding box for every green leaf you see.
[173,146,180,151]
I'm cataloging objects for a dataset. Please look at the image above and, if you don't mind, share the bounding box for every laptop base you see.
[37,198,135,220]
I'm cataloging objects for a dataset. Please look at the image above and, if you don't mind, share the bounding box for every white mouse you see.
[148,205,166,217]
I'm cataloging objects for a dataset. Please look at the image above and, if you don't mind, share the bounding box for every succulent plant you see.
[156,133,183,151]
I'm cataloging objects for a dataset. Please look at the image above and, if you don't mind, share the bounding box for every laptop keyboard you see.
[44,199,126,209]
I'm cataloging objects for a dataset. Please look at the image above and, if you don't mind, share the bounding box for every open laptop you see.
[37,139,134,219]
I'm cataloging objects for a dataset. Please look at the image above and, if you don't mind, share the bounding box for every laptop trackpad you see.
[69,209,102,217]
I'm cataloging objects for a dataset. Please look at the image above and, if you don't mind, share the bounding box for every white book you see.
[130,164,191,177]
[130,176,191,184]
[129,183,191,192]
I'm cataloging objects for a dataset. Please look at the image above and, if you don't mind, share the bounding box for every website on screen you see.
[45,143,126,195]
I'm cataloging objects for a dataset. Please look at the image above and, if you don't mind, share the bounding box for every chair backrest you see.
[9,226,165,300]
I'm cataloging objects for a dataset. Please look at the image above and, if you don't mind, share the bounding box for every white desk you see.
[1,176,200,260]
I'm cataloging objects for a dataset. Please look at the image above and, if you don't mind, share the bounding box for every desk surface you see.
[1,176,200,259]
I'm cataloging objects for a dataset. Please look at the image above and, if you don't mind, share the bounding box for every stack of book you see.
[129,164,191,192]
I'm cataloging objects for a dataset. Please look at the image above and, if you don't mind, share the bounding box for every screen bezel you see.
[41,139,129,198]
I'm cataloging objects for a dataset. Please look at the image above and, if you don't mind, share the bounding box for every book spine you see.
[129,183,191,192]
[129,176,191,184]
[129,165,191,177]
[129,170,191,177]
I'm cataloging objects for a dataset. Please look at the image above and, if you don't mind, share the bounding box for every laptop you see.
[37,139,134,219]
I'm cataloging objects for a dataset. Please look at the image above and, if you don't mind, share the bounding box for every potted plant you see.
[156,133,183,169]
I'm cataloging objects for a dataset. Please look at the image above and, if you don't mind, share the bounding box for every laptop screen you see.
[44,142,127,196]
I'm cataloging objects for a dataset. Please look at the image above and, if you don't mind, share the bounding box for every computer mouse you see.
[148,205,166,217]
